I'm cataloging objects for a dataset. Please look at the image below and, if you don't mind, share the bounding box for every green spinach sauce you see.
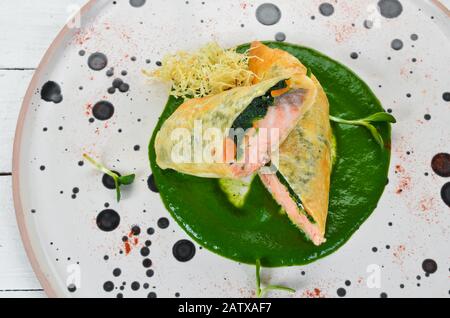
[148,42,391,267]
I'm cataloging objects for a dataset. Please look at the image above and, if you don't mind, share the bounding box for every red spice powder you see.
[302,288,324,298]
[84,103,92,116]
[123,230,140,255]
[394,164,411,194]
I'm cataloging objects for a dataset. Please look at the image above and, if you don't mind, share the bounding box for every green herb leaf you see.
[115,178,121,202]
[329,112,395,149]
[362,112,397,123]
[306,68,312,78]
[364,123,384,148]
[119,174,136,185]
[83,154,135,202]
[255,259,295,298]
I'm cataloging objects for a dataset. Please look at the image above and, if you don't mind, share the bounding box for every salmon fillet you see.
[259,173,326,246]
[228,90,306,177]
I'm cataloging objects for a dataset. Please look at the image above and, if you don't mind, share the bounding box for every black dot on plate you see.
[146,269,154,277]
[172,240,196,262]
[106,68,114,77]
[147,174,159,193]
[102,171,121,189]
[424,114,431,120]
[111,269,121,278]
[134,145,140,151]
[363,19,374,29]
[118,83,130,93]
[40,165,46,171]
[131,225,141,235]
[145,240,152,247]
[411,34,419,41]
[103,281,115,292]
[147,292,157,298]
[112,78,123,89]
[129,0,146,7]
[372,247,378,252]
[131,281,140,291]
[72,187,79,194]
[443,92,450,102]
[92,101,114,121]
[147,227,155,235]
[116,293,123,298]
[275,32,286,42]
[391,39,403,50]
[156,61,162,67]
[41,81,63,104]
[350,52,358,59]
[175,292,180,298]
[88,52,108,71]
[337,288,346,297]
[78,50,86,56]
[422,259,438,274]
[431,153,450,177]
[345,280,351,286]
[157,217,170,229]
[380,292,388,298]
[141,247,150,257]
[255,3,281,26]
[143,258,152,268]
[67,284,77,293]
[319,3,334,16]
[378,0,403,19]
[441,183,450,207]
[96,209,120,232]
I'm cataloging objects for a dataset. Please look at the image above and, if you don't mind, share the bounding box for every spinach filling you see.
[231,80,288,131]
[275,170,316,225]
[229,80,288,159]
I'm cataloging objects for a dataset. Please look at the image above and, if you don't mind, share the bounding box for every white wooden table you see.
[1,0,449,299]
[0,0,88,298]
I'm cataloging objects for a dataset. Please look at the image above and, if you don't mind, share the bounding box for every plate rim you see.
[11,0,450,298]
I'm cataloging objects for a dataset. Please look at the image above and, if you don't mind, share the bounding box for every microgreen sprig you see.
[255,259,295,298]
[83,154,135,202]
[329,112,396,148]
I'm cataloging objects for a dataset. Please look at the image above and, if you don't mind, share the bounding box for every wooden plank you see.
[0,177,43,291]
[0,290,46,298]
[0,0,87,69]
[0,70,35,173]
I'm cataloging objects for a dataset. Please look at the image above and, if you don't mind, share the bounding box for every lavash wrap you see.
[155,65,318,178]
[250,41,332,239]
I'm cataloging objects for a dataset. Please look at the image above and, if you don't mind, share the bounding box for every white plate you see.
[13,0,450,298]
